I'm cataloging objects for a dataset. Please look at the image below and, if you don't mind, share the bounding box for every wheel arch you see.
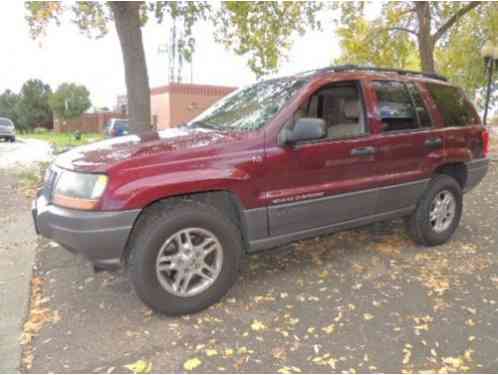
[433,162,467,189]
[121,189,250,265]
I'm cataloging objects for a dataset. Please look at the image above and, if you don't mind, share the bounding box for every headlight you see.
[53,170,108,210]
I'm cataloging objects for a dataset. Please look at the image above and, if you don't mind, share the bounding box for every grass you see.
[20,131,104,153]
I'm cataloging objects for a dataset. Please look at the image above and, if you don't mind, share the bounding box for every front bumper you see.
[32,193,141,270]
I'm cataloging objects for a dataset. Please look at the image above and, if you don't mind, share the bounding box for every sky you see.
[0,1,341,109]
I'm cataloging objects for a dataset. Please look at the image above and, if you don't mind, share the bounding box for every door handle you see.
[351,146,376,156]
[424,138,443,149]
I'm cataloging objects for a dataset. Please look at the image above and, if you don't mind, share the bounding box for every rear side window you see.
[372,81,418,132]
[426,83,479,127]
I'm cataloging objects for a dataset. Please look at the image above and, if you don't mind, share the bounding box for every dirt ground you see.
[17,162,498,373]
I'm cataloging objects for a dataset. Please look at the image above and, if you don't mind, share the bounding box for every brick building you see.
[150,83,237,129]
[117,83,237,130]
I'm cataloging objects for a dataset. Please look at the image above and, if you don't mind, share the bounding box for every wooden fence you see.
[53,112,126,133]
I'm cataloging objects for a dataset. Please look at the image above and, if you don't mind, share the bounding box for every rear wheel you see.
[9,136,15,143]
[128,200,242,316]
[407,175,462,246]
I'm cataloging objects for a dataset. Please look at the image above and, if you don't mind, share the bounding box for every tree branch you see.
[385,27,418,36]
[433,2,481,42]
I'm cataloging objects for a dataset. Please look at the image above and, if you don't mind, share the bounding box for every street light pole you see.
[483,57,495,126]
[481,41,498,126]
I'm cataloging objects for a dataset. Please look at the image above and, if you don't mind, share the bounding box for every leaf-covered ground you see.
[24,163,498,373]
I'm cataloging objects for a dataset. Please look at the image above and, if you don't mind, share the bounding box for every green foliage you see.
[15,79,52,132]
[335,17,419,70]
[48,83,92,119]
[25,2,321,77]
[334,2,497,104]
[213,2,322,76]
[0,89,20,126]
[436,3,498,107]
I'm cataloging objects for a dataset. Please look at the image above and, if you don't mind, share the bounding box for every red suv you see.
[32,65,489,315]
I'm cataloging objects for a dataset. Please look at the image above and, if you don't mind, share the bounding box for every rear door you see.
[424,83,483,159]
[368,80,442,213]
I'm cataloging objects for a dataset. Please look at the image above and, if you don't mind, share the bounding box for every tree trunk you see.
[415,2,435,73]
[110,2,151,133]
[418,33,435,73]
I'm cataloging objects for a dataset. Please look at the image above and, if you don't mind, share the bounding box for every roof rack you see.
[315,64,448,82]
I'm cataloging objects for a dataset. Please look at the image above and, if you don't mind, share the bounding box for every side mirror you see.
[281,118,326,145]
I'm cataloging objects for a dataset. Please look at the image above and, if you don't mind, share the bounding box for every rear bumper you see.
[32,193,141,270]
[464,158,489,193]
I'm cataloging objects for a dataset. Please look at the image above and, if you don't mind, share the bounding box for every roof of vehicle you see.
[291,64,450,85]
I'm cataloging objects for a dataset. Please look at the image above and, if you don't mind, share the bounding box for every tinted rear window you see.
[426,83,479,127]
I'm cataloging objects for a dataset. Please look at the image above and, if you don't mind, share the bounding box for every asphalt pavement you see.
[16,162,498,373]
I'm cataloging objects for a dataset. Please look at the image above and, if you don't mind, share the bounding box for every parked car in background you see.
[33,65,489,316]
[105,118,129,137]
[0,117,16,142]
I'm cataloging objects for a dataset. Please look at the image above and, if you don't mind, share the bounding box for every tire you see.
[407,175,463,246]
[10,136,15,143]
[128,199,242,316]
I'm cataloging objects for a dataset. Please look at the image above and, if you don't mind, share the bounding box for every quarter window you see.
[426,83,479,127]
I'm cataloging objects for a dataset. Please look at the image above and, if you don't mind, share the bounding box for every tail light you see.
[481,128,489,157]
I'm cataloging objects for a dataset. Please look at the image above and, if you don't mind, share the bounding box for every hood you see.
[55,127,246,173]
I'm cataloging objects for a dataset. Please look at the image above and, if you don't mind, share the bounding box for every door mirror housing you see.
[281,118,326,145]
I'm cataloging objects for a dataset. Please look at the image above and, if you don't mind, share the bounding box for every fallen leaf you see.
[251,320,267,331]
[363,313,374,321]
[205,349,218,357]
[322,323,335,335]
[183,358,202,371]
[124,360,152,374]
[278,366,302,373]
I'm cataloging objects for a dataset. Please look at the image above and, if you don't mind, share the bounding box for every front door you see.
[263,81,381,237]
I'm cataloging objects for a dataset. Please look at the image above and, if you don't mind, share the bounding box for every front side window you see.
[372,81,418,132]
[425,83,479,127]
[291,83,366,140]
[188,76,310,132]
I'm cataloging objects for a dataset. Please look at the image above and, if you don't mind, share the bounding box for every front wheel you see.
[128,200,242,316]
[407,175,463,246]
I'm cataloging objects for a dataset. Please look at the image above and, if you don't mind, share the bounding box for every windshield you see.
[0,118,13,127]
[188,76,309,131]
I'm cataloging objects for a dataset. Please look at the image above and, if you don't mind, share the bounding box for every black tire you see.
[127,199,242,316]
[10,136,15,143]
[407,175,463,246]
